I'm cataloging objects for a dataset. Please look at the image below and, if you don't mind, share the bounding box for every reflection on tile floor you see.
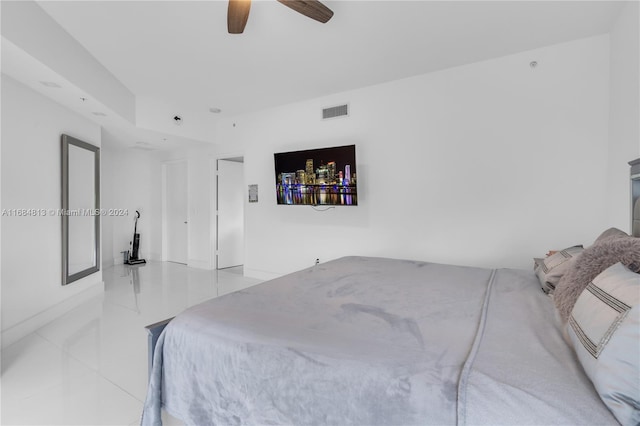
[1,261,262,425]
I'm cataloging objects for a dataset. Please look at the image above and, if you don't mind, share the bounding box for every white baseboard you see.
[149,252,162,262]
[188,259,213,270]
[113,251,161,265]
[1,281,104,349]
[243,268,283,281]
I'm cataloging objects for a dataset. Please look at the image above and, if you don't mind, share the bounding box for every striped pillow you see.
[567,263,639,426]
[534,245,583,294]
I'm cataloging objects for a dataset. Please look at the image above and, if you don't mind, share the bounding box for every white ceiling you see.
[5,1,627,147]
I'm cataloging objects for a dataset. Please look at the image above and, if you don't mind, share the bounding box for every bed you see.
[141,164,640,426]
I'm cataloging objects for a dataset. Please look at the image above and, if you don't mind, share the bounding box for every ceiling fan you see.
[228,0,334,34]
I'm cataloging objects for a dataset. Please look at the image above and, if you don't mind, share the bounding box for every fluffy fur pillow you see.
[593,227,628,243]
[553,236,640,322]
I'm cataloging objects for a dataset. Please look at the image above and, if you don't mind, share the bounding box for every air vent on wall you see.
[322,103,349,120]
[132,141,156,152]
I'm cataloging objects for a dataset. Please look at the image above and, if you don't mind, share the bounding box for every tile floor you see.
[1,261,262,425]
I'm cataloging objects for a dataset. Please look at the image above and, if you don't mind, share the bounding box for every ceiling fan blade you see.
[228,0,251,34]
[276,0,334,24]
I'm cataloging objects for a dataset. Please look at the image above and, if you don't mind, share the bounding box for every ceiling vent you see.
[132,141,156,151]
[132,145,156,151]
[322,103,349,120]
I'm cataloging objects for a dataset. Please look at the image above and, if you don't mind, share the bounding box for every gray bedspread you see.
[141,256,617,425]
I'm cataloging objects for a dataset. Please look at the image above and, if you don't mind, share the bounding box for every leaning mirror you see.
[62,134,100,285]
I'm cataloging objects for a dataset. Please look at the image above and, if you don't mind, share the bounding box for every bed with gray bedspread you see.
[141,256,617,425]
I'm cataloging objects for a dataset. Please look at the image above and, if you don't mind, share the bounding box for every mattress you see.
[141,256,617,425]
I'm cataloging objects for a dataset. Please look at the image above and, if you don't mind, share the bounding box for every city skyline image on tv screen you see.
[274,145,357,206]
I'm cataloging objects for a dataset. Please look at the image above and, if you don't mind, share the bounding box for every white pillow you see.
[533,245,583,294]
[567,262,640,425]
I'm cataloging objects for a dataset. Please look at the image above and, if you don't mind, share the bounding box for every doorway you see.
[217,157,244,270]
[165,161,188,264]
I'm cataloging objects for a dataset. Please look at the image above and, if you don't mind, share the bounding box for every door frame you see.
[162,159,188,263]
[214,154,245,270]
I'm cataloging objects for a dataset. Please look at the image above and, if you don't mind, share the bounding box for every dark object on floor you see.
[126,210,146,265]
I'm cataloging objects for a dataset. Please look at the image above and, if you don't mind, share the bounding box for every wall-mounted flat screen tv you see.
[274,144,357,206]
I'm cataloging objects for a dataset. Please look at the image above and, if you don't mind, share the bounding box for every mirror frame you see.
[61,134,100,285]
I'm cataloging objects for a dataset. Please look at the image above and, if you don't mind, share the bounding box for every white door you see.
[166,162,188,264]
[217,159,244,269]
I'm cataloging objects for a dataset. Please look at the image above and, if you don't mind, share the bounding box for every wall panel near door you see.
[165,161,188,264]
[217,158,244,269]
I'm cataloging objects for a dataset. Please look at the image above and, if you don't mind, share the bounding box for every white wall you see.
[216,35,611,279]
[1,75,103,345]
[100,133,162,264]
[100,129,116,268]
[607,1,640,230]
